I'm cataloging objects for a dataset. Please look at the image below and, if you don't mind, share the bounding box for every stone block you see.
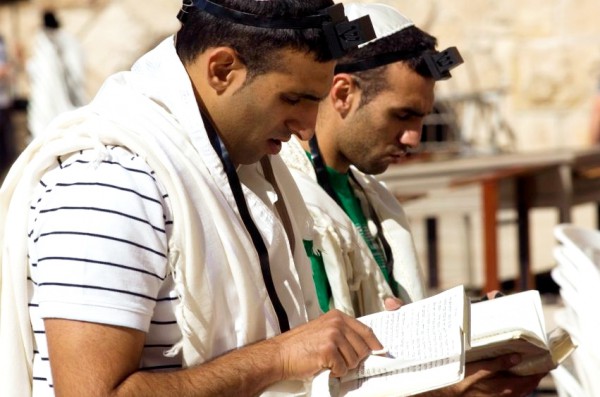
[514,41,597,110]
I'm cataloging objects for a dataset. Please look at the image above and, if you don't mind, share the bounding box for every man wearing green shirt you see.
[282,3,545,396]
[284,2,437,315]
[300,152,405,314]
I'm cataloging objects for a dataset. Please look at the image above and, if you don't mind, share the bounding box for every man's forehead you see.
[280,78,333,101]
[264,49,335,92]
[377,68,435,112]
[270,47,326,70]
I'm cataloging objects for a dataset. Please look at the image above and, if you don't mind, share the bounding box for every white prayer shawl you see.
[280,137,426,317]
[1,37,319,397]
[350,164,426,304]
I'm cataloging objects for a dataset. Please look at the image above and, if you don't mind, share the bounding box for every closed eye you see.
[395,113,412,121]
[281,92,326,106]
[281,95,301,105]
[393,108,428,121]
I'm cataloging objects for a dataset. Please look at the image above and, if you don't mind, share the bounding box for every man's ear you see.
[205,47,246,94]
[330,73,359,117]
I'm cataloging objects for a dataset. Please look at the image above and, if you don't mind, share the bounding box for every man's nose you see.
[399,128,422,149]
[294,127,315,141]
[400,118,425,148]
[287,103,319,141]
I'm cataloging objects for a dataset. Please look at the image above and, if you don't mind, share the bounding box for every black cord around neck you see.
[348,172,395,283]
[309,136,342,207]
[308,135,395,284]
[200,110,290,333]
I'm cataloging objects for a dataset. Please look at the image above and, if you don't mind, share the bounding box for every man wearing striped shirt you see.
[281,3,545,396]
[0,1,384,396]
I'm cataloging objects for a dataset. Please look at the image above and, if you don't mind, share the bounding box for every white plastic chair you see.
[551,365,585,397]
[551,224,600,396]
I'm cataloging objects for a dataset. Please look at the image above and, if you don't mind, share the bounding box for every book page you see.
[465,290,578,375]
[333,286,468,397]
[350,285,467,379]
[340,354,463,397]
[548,327,577,365]
[470,290,546,349]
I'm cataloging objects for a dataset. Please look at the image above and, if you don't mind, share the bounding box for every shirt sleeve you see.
[29,146,171,332]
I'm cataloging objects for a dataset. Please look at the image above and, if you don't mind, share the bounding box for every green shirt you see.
[303,239,331,313]
[306,159,399,312]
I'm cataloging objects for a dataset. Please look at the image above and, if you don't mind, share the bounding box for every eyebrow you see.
[291,92,328,102]
[392,107,430,118]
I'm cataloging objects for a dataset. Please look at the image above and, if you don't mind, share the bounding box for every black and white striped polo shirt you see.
[27,145,181,395]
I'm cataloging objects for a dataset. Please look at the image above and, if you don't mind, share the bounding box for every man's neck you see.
[190,78,241,167]
[301,134,350,174]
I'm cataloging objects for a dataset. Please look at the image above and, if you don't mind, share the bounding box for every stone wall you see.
[2,0,598,288]
[0,0,180,102]
[381,0,600,151]
[2,0,600,151]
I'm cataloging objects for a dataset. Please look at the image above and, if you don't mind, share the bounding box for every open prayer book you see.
[312,285,471,397]
[467,290,577,376]
[311,287,576,397]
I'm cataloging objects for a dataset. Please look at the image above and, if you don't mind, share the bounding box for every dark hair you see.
[339,26,438,107]
[175,0,335,78]
[43,11,60,30]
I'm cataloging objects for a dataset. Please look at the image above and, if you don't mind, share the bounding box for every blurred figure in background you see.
[0,34,14,172]
[27,10,87,139]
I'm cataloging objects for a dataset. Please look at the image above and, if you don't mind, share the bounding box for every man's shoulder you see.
[56,146,155,178]
[280,138,316,179]
[350,167,406,211]
[38,145,170,205]
[349,167,387,192]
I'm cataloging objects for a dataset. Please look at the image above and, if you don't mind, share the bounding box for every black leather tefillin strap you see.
[309,135,395,281]
[335,46,464,81]
[176,0,376,59]
[200,110,290,333]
